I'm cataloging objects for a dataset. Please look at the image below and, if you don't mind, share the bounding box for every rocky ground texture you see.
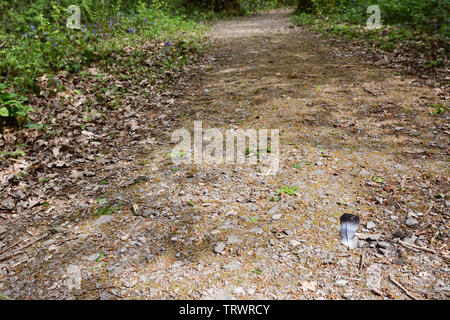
[0,9,448,299]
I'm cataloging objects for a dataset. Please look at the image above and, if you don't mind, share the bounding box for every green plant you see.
[0,84,33,127]
[430,104,447,115]
[276,185,298,195]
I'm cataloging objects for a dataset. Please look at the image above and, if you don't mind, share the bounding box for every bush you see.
[0,0,205,92]
[0,84,33,127]
[306,0,449,36]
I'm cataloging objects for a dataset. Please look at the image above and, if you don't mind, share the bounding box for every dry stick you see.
[0,40,6,48]
[359,251,365,270]
[371,288,383,297]
[398,239,436,254]
[425,205,434,215]
[389,274,419,300]
[0,232,50,262]
[0,238,24,256]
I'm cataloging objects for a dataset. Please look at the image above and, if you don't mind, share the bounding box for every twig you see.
[389,274,419,300]
[0,238,23,256]
[0,232,50,262]
[392,200,407,213]
[398,239,436,254]
[0,40,6,48]
[359,252,365,270]
[371,288,383,297]
[362,86,377,96]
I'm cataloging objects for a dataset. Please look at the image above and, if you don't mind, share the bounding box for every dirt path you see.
[1,9,448,300]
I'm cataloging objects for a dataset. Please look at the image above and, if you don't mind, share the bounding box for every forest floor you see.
[0,9,449,300]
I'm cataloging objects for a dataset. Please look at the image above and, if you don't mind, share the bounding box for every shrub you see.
[0,83,33,127]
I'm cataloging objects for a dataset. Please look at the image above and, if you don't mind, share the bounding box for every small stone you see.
[233,287,245,296]
[250,226,263,235]
[99,292,115,300]
[86,253,99,261]
[93,215,114,226]
[227,234,243,245]
[377,241,392,249]
[342,292,353,300]
[366,221,376,229]
[272,214,282,220]
[289,239,300,247]
[223,260,241,270]
[357,233,382,241]
[406,218,419,228]
[360,169,370,176]
[267,205,280,215]
[214,242,226,254]
[283,229,293,236]
[335,279,347,287]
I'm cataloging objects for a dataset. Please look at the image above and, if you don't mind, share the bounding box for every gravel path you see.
[0,9,448,300]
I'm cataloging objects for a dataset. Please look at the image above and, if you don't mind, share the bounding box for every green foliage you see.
[294,0,449,37]
[292,1,449,69]
[276,185,298,195]
[0,0,206,128]
[0,83,33,127]
[430,104,448,115]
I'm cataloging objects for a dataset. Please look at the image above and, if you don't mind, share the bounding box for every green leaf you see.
[372,176,384,183]
[0,107,9,117]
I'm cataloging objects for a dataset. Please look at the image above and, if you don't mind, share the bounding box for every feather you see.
[340,213,360,249]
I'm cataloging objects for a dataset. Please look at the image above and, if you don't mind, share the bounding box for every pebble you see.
[267,205,280,215]
[342,292,353,299]
[233,287,245,296]
[214,242,226,254]
[335,279,347,287]
[289,239,300,247]
[223,260,241,270]
[227,234,243,245]
[86,253,99,261]
[272,214,282,220]
[93,215,114,226]
[406,218,419,228]
[250,226,263,235]
[100,292,115,300]
[366,221,376,229]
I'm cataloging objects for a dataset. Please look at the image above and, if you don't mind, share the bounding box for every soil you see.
[0,9,448,300]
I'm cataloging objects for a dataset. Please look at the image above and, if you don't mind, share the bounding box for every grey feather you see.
[340,213,360,249]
